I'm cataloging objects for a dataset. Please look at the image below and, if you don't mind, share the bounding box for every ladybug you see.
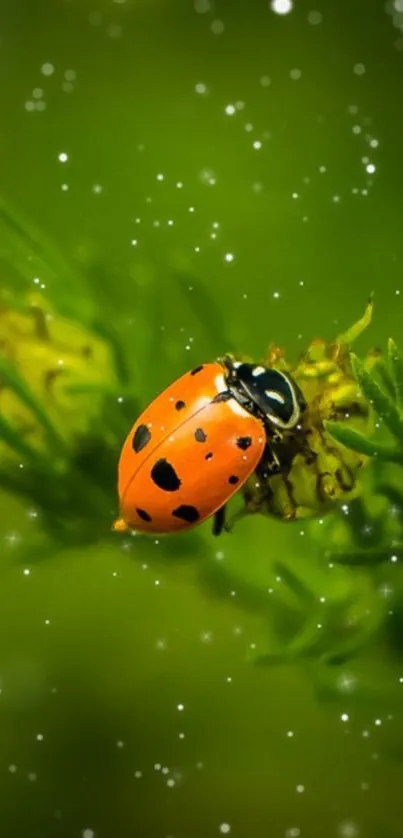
[113,356,306,537]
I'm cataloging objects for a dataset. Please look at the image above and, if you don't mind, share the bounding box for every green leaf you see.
[175,271,235,353]
[0,413,55,469]
[0,199,95,323]
[326,547,401,566]
[0,356,67,453]
[350,353,403,444]
[388,338,403,410]
[324,421,403,463]
[334,293,374,347]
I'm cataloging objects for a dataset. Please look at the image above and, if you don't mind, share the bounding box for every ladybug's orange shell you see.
[117,362,265,533]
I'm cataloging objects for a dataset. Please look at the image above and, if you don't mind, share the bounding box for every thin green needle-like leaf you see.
[324,421,403,463]
[335,293,374,347]
[327,547,401,566]
[175,271,235,353]
[0,413,56,470]
[388,338,403,410]
[351,353,403,444]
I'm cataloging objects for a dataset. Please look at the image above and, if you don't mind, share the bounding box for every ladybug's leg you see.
[212,504,227,537]
[255,443,282,480]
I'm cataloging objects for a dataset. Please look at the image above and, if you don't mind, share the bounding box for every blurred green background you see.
[1,0,403,836]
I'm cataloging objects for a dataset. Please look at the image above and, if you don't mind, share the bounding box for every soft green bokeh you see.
[1,1,403,837]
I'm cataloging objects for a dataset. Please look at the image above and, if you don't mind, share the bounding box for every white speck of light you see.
[194,0,211,11]
[58,152,68,163]
[296,784,305,793]
[195,82,208,95]
[93,184,103,194]
[41,62,55,76]
[108,23,122,38]
[374,718,382,726]
[225,104,236,115]
[224,252,234,262]
[82,831,95,838]
[366,163,376,174]
[391,554,398,562]
[156,173,164,181]
[177,703,185,711]
[23,568,30,576]
[270,0,293,14]
[211,19,225,34]
[287,730,294,738]
[134,770,142,778]
[253,140,262,149]
[337,821,359,838]
[341,713,349,722]
[219,824,231,834]
[131,239,137,246]
[273,291,280,298]
[307,9,322,24]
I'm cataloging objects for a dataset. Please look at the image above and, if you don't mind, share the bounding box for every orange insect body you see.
[116,362,265,534]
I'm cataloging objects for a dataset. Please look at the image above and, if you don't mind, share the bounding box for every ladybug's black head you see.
[222,355,306,431]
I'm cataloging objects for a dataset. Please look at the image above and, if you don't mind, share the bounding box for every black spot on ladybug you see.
[151,458,181,491]
[205,452,213,461]
[175,400,186,411]
[136,508,152,522]
[236,436,252,450]
[228,475,239,485]
[190,365,204,376]
[195,428,207,443]
[132,424,151,453]
[172,504,200,524]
